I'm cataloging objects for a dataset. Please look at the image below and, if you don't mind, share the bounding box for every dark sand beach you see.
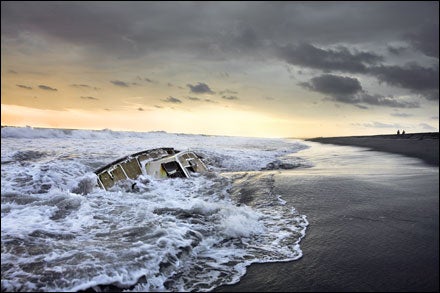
[307,132,439,166]
[216,133,439,292]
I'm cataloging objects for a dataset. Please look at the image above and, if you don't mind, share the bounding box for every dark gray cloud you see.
[9,70,18,74]
[220,26,264,54]
[387,46,408,55]
[187,82,215,94]
[358,93,419,108]
[110,80,129,87]
[370,64,439,100]
[162,96,182,103]
[301,74,362,96]
[80,96,99,100]
[1,2,438,112]
[187,96,200,101]
[38,85,57,91]
[235,27,259,49]
[137,107,145,111]
[278,43,383,73]
[17,84,32,89]
[405,22,439,58]
[302,74,419,108]
[286,42,439,102]
[2,2,437,60]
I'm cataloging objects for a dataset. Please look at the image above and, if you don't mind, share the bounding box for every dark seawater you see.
[216,143,439,292]
[1,127,311,292]
[2,127,438,292]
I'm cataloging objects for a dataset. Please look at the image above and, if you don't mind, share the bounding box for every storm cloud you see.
[281,43,439,101]
[2,2,437,101]
[1,2,438,136]
[405,22,439,58]
[302,74,419,108]
[301,74,362,96]
[2,2,437,58]
[358,93,419,108]
[278,43,383,73]
[370,64,439,100]
[387,46,408,56]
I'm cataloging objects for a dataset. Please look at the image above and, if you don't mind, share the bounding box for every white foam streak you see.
[219,207,265,238]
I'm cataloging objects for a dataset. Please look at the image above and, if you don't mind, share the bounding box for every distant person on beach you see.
[402,130,405,135]
[397,130,400,135]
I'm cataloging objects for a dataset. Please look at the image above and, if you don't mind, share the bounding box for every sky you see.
[1,1,439,138]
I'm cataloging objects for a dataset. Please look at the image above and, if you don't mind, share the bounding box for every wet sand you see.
[307,132,439,166]
[215,139,439,292]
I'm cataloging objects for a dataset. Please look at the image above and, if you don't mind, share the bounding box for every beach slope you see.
[216,134,438,292]
[307,132,439,166]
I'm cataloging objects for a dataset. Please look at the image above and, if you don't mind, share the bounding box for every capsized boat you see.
[95,147,208,190]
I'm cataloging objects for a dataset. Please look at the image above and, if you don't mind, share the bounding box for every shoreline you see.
[306,132,439,166]
[216,137,439,292]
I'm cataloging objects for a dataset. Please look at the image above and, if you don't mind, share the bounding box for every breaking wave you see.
[1,127,310,292]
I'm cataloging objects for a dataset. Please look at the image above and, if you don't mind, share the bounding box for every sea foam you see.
[1,127,309,292]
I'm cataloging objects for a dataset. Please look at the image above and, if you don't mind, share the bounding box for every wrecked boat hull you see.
[95,148,208,190]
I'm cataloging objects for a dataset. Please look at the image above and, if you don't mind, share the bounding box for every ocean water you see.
[216,141,439,292]
[1,127,311,292]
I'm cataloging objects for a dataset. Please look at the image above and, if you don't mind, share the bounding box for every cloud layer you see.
[1,2,438,135]
[301,74,420,108]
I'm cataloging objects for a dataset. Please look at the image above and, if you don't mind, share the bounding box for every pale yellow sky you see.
[1,2,438,138]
